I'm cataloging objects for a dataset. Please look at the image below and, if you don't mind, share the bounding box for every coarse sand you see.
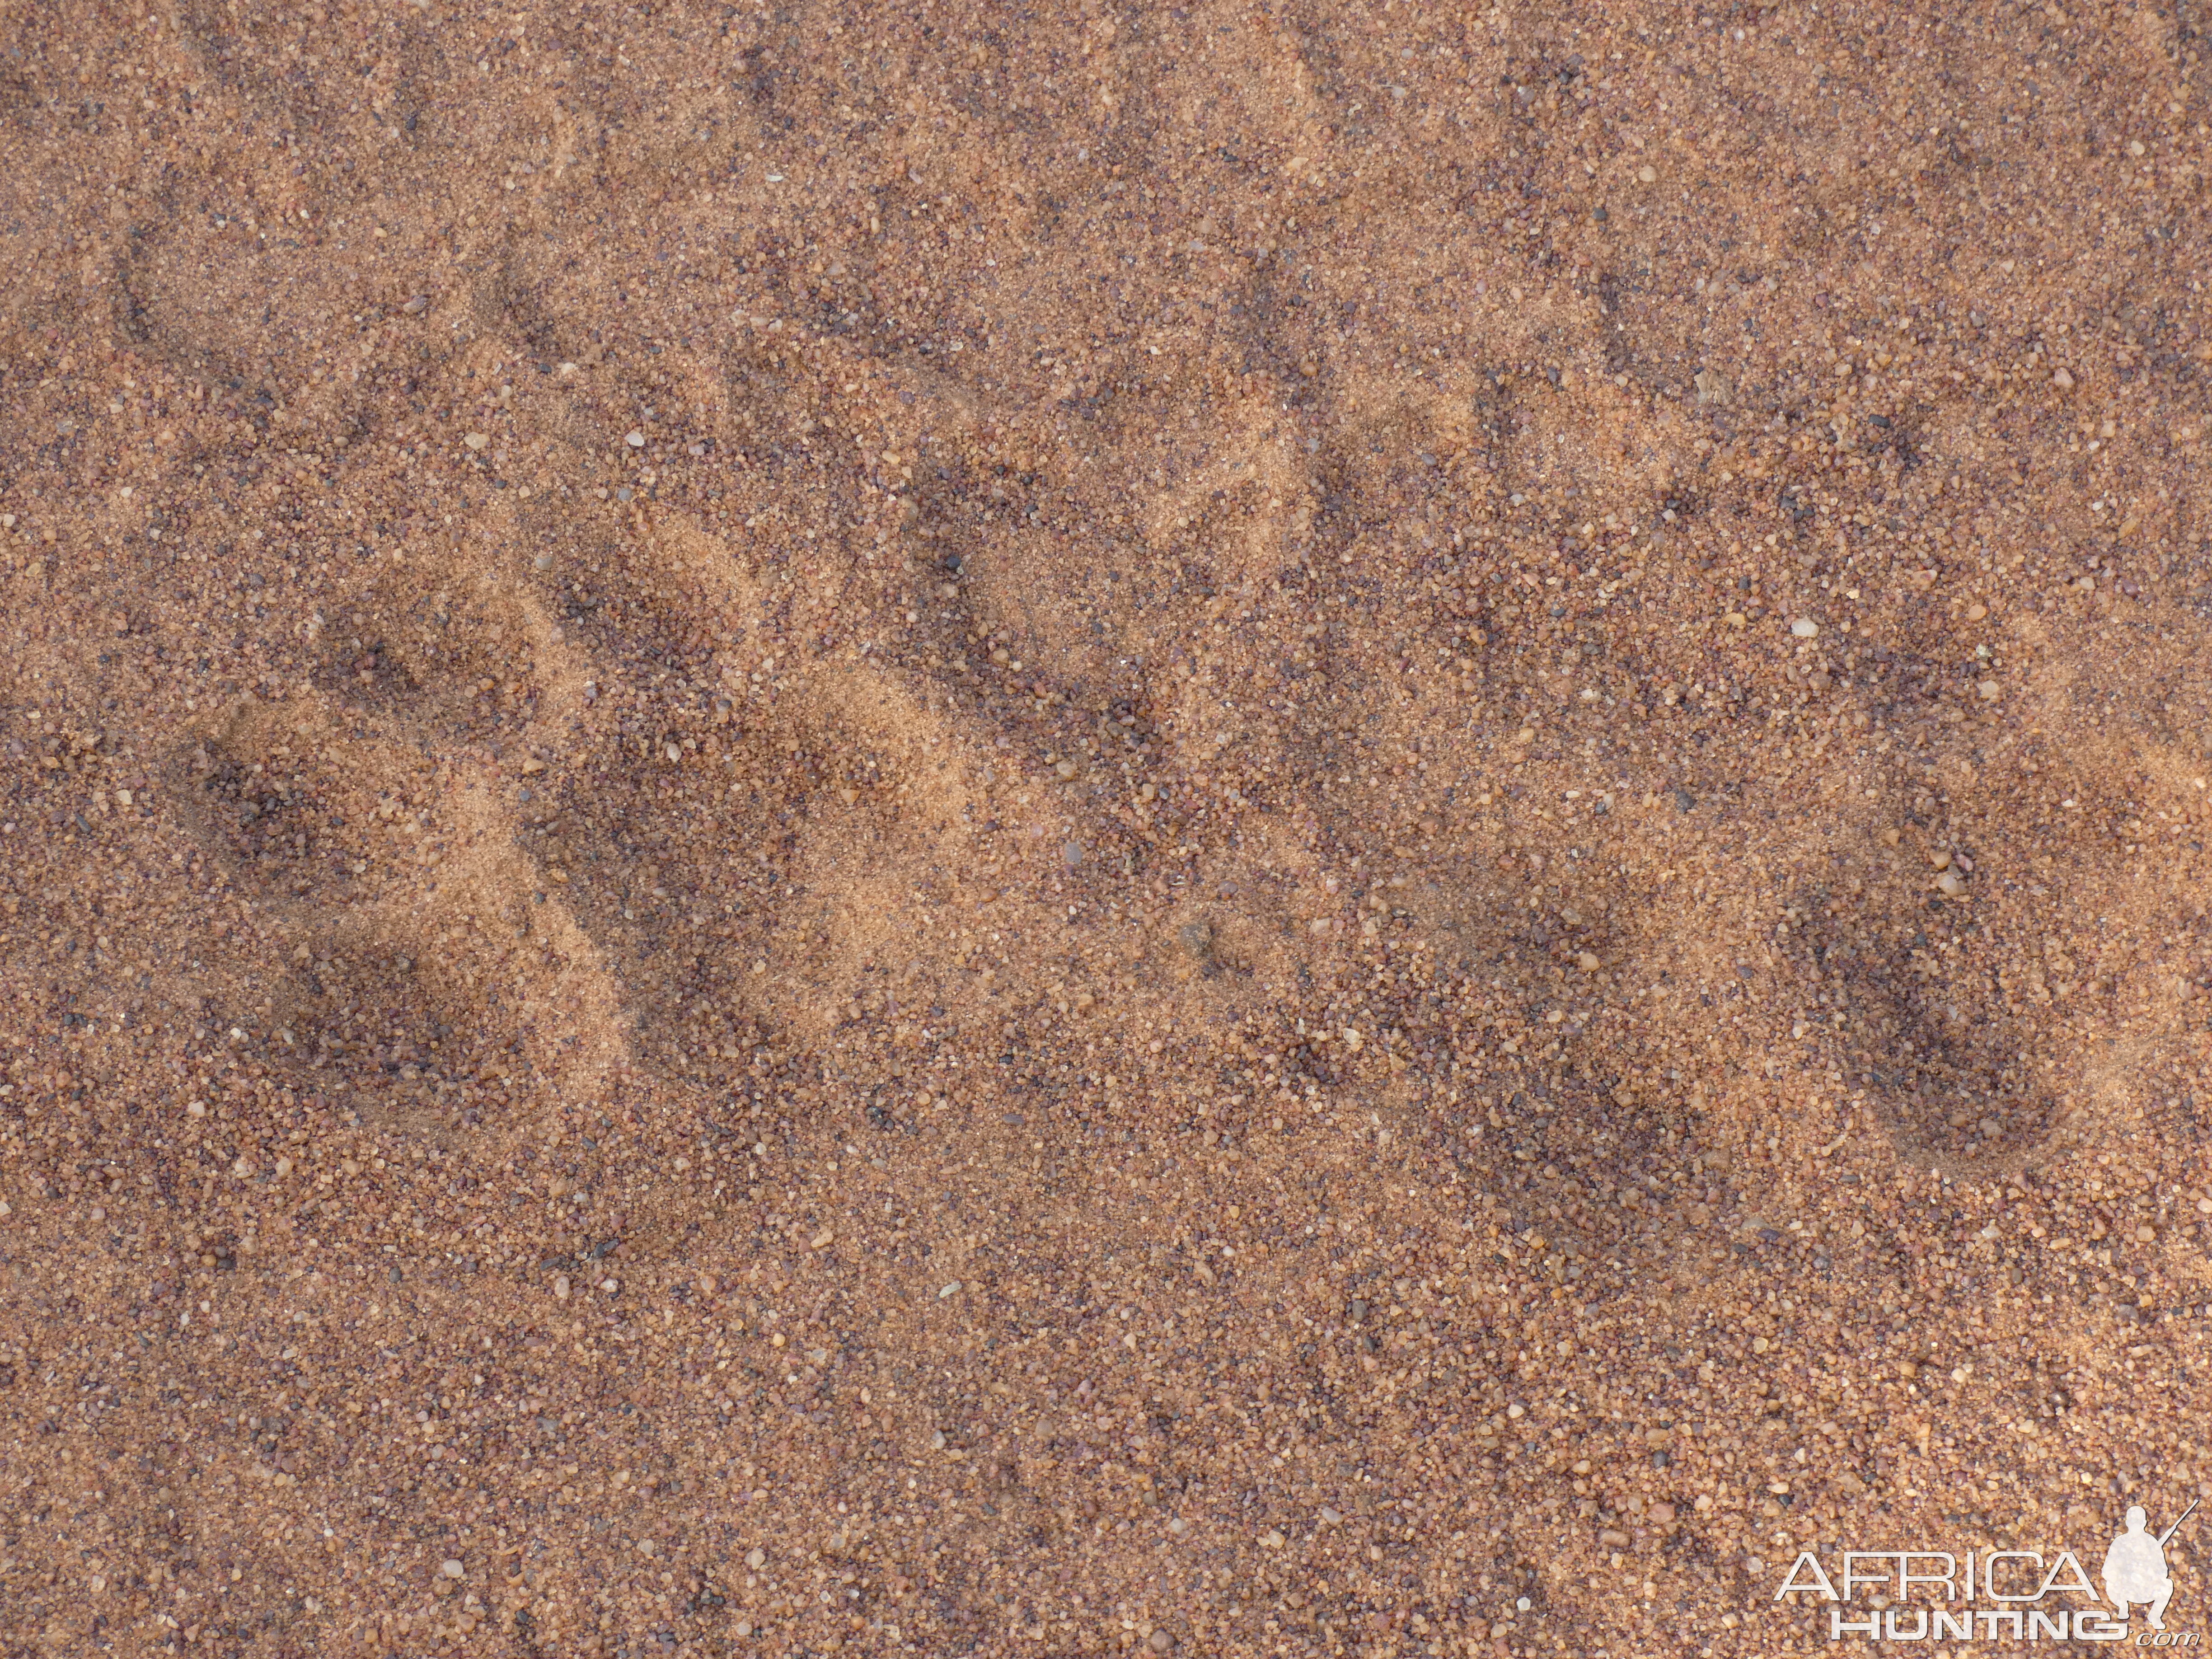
[2,3,2211,1656]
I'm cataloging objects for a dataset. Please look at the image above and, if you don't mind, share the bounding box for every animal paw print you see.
[514,515,1001,1093]
[168,579,628,1133]
[165,504,995,1126]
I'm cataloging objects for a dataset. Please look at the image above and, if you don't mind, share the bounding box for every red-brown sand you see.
[2,3,2209,1656]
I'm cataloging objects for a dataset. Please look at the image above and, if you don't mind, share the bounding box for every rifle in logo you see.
[2162,1502,2202,1550]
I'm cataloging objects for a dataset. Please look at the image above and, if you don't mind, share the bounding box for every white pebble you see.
[1790,618,1820,638]
[626,430,646,448]
[440,1559,464,1580]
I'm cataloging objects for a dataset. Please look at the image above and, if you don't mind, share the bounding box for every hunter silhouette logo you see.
[1772,1499,2199,1644]
[2107,1502,2193,1633]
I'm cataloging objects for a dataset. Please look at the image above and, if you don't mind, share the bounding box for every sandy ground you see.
[1,2,2210,1655]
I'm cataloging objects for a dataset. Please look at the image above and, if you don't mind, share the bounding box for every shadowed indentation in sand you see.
[303,579,557,744]
[176,734,351,901]
[1777,902,2061,1167]
[164,713,382,908]
[270,940,526,1136]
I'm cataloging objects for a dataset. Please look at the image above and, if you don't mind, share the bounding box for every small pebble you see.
[625,430,646,447]
[440,1559,464,1580]
[1789,618,1820,638]
[1061,841,1083,866]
